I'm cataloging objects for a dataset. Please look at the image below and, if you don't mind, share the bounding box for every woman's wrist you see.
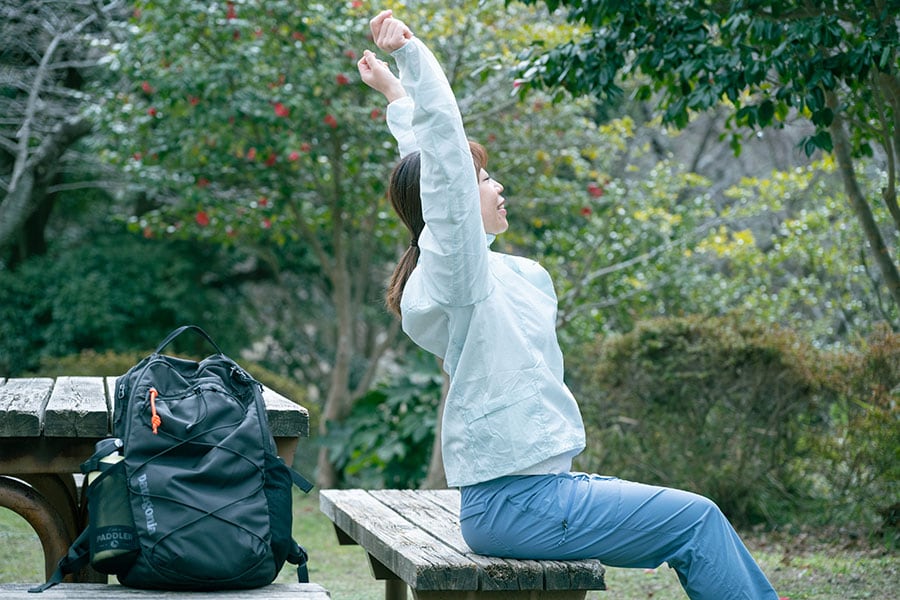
[383,84,407,103]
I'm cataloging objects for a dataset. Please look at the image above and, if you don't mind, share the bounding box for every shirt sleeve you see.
[386,96,418,158]
[392,37,492,307]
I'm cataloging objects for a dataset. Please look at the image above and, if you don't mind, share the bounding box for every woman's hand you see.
[369,9,412,54]
[357,49,406,102]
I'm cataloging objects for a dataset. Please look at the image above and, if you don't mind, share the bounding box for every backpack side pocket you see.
[263,453,294,569]
[87,459,140,574]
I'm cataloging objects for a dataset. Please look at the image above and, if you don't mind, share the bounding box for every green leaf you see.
[757,100,775,126]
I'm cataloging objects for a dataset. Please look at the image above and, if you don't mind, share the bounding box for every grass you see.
[2,491,897,598]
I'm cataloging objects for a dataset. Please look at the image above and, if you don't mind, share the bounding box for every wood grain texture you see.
[0,378,54,436]
[319,489,606,594]
[44,377,109,437]
[320,489,478,591]
[0,377,307,440]
[260,385,309,437]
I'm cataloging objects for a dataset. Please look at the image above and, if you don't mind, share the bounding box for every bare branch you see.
[46,58,104,70]
[350,317,403,402]
[558,216,725,309]
[45,180,123,194]
[0,136,18,154]
[10,9,98,193]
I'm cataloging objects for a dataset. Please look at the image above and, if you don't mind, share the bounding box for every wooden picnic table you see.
[0,376,309,582]
[320,488,606,600]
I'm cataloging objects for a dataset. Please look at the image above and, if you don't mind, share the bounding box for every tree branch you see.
[876,72,900,230]
[0,115,92,250]
[45,179,122,194]
[350,317,403,402]
[558,216,725,309]
[827,90,900,309]
[10,9,98,193]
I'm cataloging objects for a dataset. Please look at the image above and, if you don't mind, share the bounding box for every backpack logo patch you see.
[137,474,158,534]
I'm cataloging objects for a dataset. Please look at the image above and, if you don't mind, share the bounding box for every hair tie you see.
[409,238,418,248]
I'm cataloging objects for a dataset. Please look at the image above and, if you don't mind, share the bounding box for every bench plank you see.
[418,490,606,592]
[261,386,309,438]
[415,489,552,590]
[321,489,606,597]
[0,378,54,436]
[372,489,544,592]
[44,377,109,437]
[0,583,330,598]
[320,489,479,591]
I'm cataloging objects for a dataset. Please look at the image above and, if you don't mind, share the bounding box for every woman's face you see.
[478,168,507,235]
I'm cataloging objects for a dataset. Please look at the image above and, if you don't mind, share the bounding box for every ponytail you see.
[386,244,420,316]
[385,152,423,316]
[385,141,488,317]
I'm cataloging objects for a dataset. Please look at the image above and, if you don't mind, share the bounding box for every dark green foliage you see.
[511,0,899,156]
[322,351,443,489]
[567,314,825,526]
[0,233,248,375]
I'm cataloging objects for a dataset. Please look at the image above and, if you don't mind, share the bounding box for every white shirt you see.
[389,38,586,488]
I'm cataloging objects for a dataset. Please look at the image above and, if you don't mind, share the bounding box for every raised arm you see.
[357,22,417,157]
[366,11,491,307]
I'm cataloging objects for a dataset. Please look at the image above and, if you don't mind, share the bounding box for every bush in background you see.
[0,233,248,375]
[810,324,900,538]
[567,313,825,527]
[322,351,443,489]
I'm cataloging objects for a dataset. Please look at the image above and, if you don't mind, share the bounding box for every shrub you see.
[567,313,825,527]
[322,351,442,489]
[0,233,248,375]
[811,324,900,536]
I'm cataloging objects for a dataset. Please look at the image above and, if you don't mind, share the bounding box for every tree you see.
[511,0,900,314]
[101,0,703,486]
[100,0,411,487]
[0,0,124,263]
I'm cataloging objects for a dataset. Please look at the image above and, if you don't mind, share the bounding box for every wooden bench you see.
[0,583,330,598]
[0,376,310,584]
[320,489,606,599]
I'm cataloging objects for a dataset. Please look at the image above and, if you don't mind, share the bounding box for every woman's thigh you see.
[460,473,721,568]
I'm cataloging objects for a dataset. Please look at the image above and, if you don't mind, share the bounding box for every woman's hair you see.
[385,141,488,316]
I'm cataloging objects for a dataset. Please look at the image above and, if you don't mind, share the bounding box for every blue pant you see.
[460,473,779,600]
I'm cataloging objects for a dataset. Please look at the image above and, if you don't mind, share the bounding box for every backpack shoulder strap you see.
[286,540,309,583]
[289,468,314,494]
[28,528,90,593]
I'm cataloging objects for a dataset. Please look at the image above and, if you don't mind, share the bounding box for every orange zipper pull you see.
[148,388,161,434]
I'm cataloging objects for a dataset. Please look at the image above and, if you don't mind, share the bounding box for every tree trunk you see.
[422,365,449,490]
[828,92,900,311]
[876,72,900,230]
[316,261,355,489]
[0,116,91,252]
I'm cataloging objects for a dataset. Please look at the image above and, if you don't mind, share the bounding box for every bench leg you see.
[365,552,408,600]
[21,474,79,540]
[386,579,409,600]
[413,592,586,600]
[0,476,72,580]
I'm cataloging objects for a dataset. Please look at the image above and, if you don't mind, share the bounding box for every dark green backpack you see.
[32,325,313,592]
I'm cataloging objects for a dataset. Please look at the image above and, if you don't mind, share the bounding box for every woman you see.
[357,10,781,600]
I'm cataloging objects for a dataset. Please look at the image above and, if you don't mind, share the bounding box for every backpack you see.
[31,325,313,592]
